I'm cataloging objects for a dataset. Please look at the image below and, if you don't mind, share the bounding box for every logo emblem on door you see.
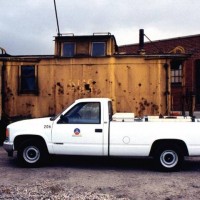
[73,128,81,136]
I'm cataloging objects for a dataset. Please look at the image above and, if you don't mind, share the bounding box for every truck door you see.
[51,102,105,155]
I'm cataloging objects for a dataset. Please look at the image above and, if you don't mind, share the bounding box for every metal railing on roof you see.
[0,47,7,55]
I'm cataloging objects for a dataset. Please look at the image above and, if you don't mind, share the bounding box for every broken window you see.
[19,65,38,94]
[62,42,75,57]
[91,42,106,57]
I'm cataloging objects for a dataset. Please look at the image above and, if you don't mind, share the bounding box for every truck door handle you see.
[95,129,102,133]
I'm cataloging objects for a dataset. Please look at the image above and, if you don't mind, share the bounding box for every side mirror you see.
[58,114,68,124]
[60,114,64,120]
[50,116,55,121]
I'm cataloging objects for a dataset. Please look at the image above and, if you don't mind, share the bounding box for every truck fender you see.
[149,139,189,157]
[14,135,48,153]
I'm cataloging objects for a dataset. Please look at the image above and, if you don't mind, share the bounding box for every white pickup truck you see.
[3,98,200,171]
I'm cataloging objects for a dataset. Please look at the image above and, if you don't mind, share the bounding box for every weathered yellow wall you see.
[4,56,168,118]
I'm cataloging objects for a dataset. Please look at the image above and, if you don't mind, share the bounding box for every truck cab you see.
[50,98,112,155]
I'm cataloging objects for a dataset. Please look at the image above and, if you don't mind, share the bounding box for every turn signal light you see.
[6,128,9,139]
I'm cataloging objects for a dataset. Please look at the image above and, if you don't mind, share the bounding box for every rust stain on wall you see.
[2,57,169,119]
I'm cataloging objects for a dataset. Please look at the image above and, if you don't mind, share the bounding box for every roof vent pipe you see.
[138,29,146,55]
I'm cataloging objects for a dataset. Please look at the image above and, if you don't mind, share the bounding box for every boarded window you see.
[91,42,106,57]
[62,43,75,57]
[19,65,38,94]
[76,41,89,56]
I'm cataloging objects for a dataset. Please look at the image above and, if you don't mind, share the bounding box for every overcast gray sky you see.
[0,0,200,55]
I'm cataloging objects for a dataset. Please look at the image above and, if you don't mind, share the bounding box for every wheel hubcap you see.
[160,150,178,168]
[23,146,40,164]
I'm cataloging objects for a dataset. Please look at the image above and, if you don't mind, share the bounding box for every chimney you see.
[138,29,146,55]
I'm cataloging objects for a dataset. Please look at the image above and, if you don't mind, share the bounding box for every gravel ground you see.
[1,146,200,199]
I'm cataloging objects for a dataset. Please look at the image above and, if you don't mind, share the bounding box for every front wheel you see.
[17,141,47,167]
[154,145,183,172]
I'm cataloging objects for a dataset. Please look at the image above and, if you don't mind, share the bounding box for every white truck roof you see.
[75,98,111,103]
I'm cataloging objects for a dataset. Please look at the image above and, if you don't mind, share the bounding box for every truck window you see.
[108,101,113,121]
[58,102,101,124]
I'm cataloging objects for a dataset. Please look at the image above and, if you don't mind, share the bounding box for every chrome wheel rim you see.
[23,146,40,164]
[160,150,178,168]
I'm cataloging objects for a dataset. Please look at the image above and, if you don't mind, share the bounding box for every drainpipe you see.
[138,29,146,55]
[164,63,170,115]
[2,61,5,114]
[0,60,7,144]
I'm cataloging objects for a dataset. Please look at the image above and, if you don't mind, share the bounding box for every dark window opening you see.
[171,60,183,86]
[58,102,101,124]
[62,43,75,57]
[19,65,38,94]
[92,42,106,57]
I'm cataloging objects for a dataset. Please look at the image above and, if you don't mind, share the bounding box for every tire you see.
[154,144,183,172]
[17,140,47,167]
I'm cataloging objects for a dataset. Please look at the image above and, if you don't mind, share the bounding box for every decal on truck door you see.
[73,128,81,137]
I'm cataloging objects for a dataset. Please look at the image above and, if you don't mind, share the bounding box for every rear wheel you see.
[18,140,47,167]
[154,144,183,172]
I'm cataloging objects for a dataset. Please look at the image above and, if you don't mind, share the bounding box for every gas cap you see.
[123,136,130,144]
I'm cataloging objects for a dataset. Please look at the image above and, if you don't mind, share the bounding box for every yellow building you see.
[0,33,187,122]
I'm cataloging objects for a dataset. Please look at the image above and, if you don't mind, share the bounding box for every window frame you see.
[62,42,75,57]
[91,42,106,57]
[170,61,183,86]
[58,102,101,124]
[18,65,38,95]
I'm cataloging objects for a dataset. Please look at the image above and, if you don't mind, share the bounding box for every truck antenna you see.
[53,0,61,36]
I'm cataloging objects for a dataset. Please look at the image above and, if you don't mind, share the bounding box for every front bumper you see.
[3,140,14,157]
